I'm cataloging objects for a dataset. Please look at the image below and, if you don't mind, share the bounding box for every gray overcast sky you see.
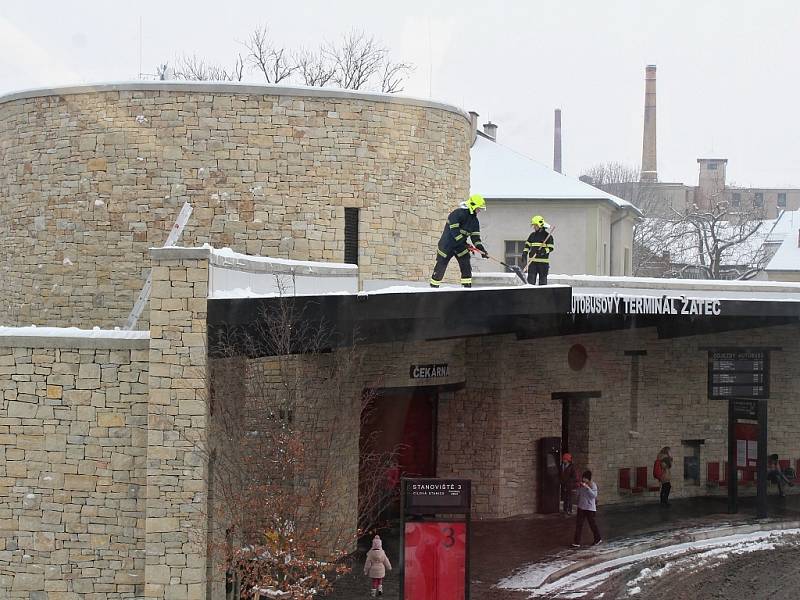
[2,0,798,187]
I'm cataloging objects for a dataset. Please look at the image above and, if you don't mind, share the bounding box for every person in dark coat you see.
[767,453,794,497]
[523,215,554,285]
[430,194,488,288]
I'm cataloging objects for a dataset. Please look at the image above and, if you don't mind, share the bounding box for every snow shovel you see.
[468,245,527,284]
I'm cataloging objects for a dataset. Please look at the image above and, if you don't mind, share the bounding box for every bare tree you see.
[205,291,399,598]
[158,27,413,92]
[171,53,245,81]
[325,30,387,90]
[583,162,770,279]
[660,199,769,280]
[294,47,336,87]
[244,25,296,84]
[381,60,413,93]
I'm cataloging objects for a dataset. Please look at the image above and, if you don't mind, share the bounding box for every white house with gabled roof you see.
[470,128,642,276]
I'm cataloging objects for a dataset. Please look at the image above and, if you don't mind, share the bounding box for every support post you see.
[727,398,738,514]
[757,400,768,518]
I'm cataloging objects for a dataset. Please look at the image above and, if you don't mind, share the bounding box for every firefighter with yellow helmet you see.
[430,194,488,288]
[523,215,555,285]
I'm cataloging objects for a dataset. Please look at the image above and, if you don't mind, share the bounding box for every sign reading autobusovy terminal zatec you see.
[571,294,722,316]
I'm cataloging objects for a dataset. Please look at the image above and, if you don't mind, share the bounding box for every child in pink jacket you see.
[364,535,392,597]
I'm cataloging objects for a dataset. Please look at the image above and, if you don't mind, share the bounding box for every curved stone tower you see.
[0,82,471,328]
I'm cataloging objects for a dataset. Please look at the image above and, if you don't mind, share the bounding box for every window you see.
[755,192,764,207]
[344,207,359,265]
[504,240,526,271]
[732,192,741,207]
[778,192,787,207]
[707,162,718,170]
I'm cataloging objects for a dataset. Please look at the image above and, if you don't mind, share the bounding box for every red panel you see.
[404,521,466,600]
[707,461,720,482]
[400,396,435,478]
[618,468,631,490]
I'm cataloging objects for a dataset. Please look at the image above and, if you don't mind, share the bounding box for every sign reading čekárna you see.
[410,364,449,379]
[571,294,722,316]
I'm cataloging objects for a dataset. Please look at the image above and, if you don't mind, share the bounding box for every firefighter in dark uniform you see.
[430,194,488,288]
[523,215,554,285]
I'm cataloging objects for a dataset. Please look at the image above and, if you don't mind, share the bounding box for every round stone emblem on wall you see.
[568,344,587,371]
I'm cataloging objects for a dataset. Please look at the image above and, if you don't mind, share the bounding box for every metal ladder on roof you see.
[123,201,193,330]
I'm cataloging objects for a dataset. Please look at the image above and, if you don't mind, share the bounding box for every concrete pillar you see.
[641,65,658,182]
[145,246,210,600]
[554,109,563,174]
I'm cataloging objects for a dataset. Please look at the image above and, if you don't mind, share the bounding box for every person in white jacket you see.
[572,470,602,547]
[364,535,392,597]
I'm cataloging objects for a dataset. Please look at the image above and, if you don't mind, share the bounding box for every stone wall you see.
[0,83,471,329]
[0,332,149,598]
[145,247,210,599]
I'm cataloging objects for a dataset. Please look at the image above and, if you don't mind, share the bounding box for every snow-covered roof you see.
[475,272,800,301]
[470,134,642,215]
[0,326,149,348]
[766,211,800,272]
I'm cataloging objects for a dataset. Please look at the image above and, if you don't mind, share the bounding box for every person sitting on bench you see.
[768,453,794,498]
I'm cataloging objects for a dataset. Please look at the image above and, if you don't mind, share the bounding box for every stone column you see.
[145,246,210,600]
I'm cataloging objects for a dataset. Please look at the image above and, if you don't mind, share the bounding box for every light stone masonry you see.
[145,247,209,599]
[0,83,471,329]
[0,336,149,598]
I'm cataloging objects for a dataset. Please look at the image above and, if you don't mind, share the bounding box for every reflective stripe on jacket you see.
[437,207,485,255]
[523,228,555,263]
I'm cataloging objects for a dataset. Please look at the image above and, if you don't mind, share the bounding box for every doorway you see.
[360,387,438,521]
[554,391,601,472]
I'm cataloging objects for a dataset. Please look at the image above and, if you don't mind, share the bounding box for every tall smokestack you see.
[554,108,562,173]
[640,65,657,182]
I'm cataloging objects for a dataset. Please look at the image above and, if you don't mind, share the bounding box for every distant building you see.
[608,159,800,219]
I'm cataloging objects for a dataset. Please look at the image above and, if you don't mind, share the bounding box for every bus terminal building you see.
[2,246,800,598]
[1,81,800,598]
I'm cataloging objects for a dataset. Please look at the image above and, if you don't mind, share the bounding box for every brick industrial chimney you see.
[640,65,657,182]
[554,109,562,173]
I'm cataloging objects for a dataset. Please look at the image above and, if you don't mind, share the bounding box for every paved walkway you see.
[326,494,800,599]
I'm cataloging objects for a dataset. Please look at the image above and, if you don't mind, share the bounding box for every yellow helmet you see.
[531,215,545,227]
[467,194,486,214]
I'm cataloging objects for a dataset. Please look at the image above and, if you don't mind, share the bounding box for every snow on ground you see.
[0,326,149,339]
[498,527,800,598]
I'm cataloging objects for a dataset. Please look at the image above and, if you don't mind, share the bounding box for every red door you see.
[360,389,437,491]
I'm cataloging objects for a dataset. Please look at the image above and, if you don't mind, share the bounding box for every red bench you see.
[635,466,661,492]
[707,461,728,487]
[619,467,631,493]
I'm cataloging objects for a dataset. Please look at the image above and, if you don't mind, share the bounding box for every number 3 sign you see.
[403,521,467,600]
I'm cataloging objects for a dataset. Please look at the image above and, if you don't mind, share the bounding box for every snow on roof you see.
[211,247,357,271]
[211,282,569,300]
[766,214,800,272]
[553,273,800,301]
[470,134,641,214]
[0,326,149,339]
